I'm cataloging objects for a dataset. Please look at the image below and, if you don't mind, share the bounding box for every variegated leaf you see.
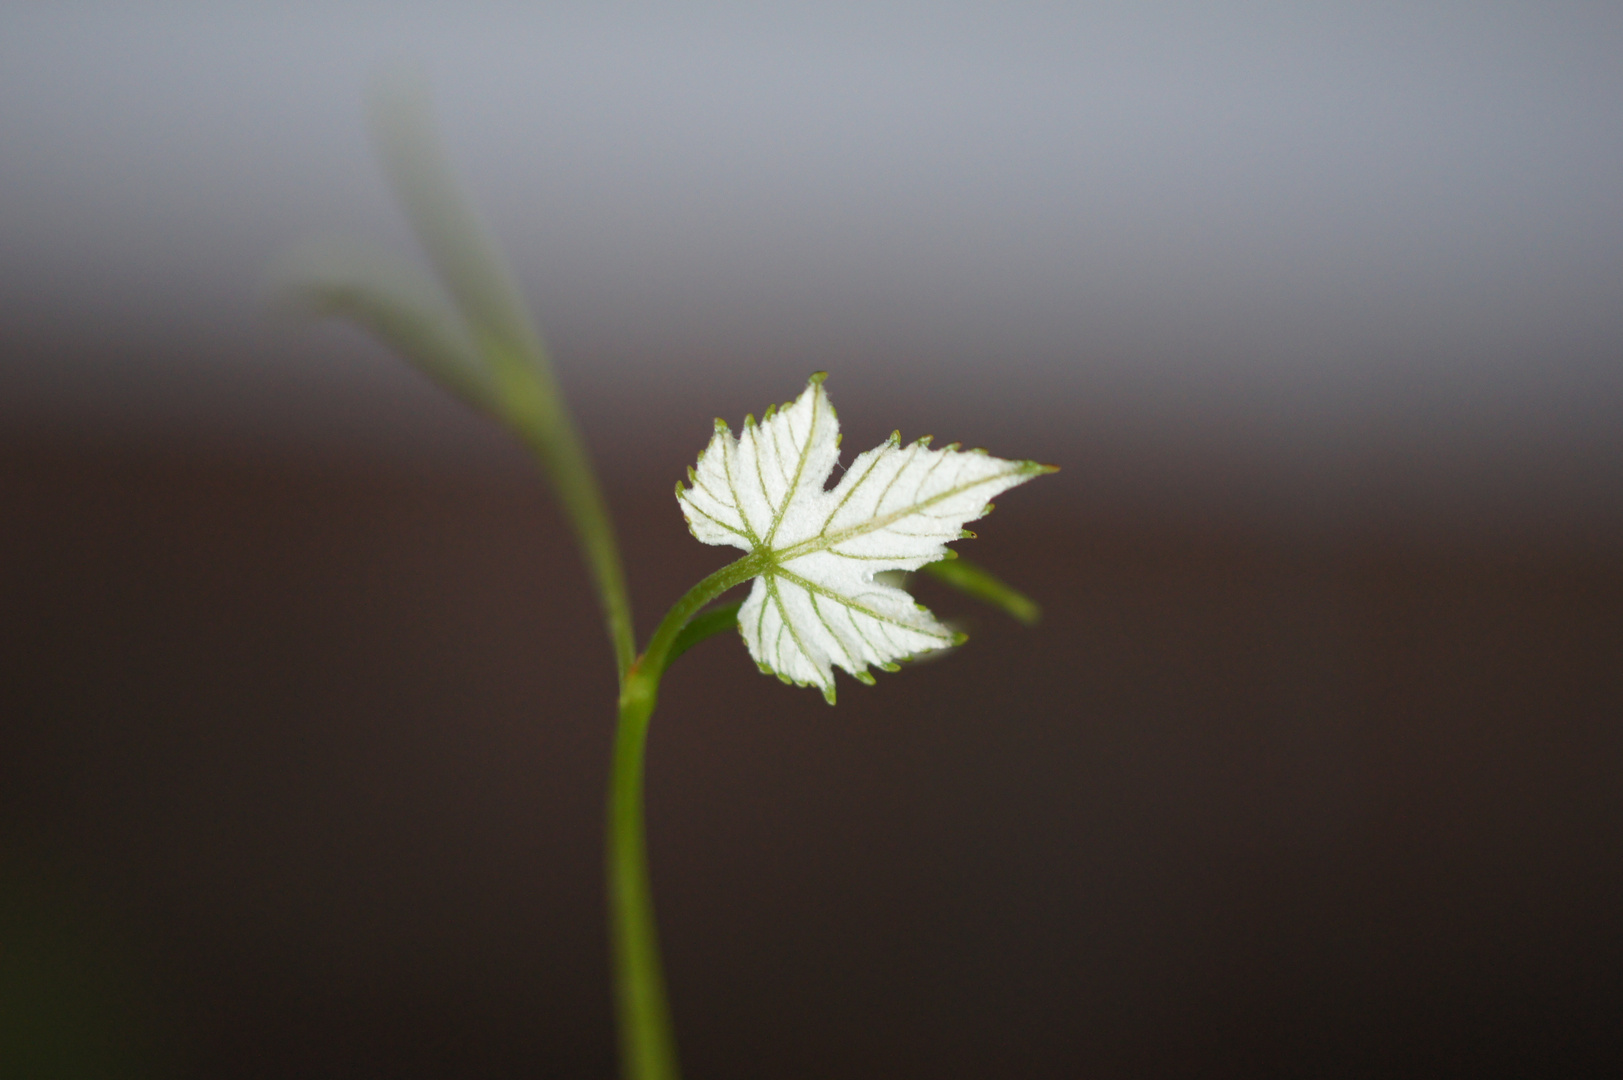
[677,374,1053,703]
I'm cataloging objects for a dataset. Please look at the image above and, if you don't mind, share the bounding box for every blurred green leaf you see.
[921,554,1042,625]
[366,74,550,381]
[275,243,492,410]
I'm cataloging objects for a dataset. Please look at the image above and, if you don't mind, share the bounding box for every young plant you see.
[283,85,1054,1080]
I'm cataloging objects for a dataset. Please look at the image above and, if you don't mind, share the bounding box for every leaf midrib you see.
[761,388,823,548]
[767,465,1028,564]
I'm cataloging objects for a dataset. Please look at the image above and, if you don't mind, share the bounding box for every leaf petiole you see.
[664,600,746,666]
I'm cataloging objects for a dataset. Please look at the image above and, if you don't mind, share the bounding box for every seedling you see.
[282,84,1054,1080]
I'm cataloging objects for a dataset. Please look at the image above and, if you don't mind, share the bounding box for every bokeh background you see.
[3,4,1621,1076]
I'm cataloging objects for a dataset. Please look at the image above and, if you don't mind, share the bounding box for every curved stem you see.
[491,354,636,678]
[641,554,766,685]
[607,553,763,1080]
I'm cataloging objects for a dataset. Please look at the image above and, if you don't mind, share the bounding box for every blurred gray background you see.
[3,4,1621,1077]
[4,2,1621,529]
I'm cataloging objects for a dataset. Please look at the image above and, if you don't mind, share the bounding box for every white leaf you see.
[677,373,1053,703]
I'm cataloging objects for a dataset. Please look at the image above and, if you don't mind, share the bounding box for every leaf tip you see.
[763,403,778,420]
[853,670,877,687]
[879,662,902,673]
[917,435,933,448]
[821,682,837,705]
[889,430,903,446]
[952,631,971,646]
[960,528,978,539]
[808,371,829,386]
[713,417,730,433]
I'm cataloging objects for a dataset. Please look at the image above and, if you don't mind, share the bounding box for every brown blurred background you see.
[6,390,1621,1077]
[4,5,1623,1078]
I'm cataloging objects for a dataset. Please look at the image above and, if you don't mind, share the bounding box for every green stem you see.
[641,555,765,684]
[344,85,764,1080]
[607,554,763,1080]
[488,346,636,678]
[608,678,676,1080]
